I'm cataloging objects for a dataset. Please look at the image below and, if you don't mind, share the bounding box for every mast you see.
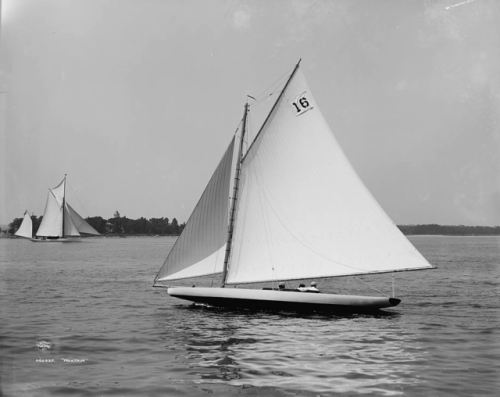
[221,60,301,286]
[62,174,67,237]
[221,103,249,286]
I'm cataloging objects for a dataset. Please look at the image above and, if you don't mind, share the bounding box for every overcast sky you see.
[1,0,499,226]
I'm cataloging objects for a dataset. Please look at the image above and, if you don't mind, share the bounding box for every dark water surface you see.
[1,236,498,396]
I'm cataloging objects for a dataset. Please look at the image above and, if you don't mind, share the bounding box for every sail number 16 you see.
[291,92,313,116]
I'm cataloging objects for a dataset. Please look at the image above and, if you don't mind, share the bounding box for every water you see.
[0,236,498,396]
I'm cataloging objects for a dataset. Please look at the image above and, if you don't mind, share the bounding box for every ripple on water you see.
[1,236,499,396]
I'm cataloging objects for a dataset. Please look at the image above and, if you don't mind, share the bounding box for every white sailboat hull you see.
[167,287,401,313]
[30,237,82,243]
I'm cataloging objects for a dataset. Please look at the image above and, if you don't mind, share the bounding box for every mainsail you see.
[226,67,432,284]
[155,63,432,285]
[36,177,100,238]
[15,211,33,239]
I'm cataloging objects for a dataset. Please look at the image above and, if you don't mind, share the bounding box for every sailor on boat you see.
[309,282,320,292]
[297,282,320,293]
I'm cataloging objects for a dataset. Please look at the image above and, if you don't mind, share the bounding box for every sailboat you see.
[153,61,434,313]
[14,211,33,239]
[28,175,100,242]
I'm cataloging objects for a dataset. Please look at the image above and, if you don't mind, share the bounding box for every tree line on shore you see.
[4,213,500,237]
[6,211,186,236]
[397,224,500,236]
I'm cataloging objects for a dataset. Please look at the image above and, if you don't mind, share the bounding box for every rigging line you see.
[210,204,229,289]
[253,71,290,102]
[251,65,295,102]
[393,262,432,293]
[244,113,253,152]
[213,133,240,285]
[243,61,301,163]
[226,161,250,283]
[352,275,387,296]
[67,180,91,219]
[222,104,250,285]
[248,87,284,110]
[249,93,277,110]
[250,84,284,104]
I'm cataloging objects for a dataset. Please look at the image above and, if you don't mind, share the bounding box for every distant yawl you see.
[154,61,434,312]
[15,175,100,242]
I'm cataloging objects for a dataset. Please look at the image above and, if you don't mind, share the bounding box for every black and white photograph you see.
[1,0,499,396]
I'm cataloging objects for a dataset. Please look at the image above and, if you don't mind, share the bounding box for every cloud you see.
[285,0,351,43]
[231,6,252,31]
[396,80,418,91]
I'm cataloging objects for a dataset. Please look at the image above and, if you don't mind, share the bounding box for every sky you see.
[1,0,499,227]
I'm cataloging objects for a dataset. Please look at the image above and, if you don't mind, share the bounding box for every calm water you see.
[0,236,498,396]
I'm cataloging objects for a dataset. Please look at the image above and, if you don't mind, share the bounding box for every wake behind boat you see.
[153,60,434,313]
[15,175,100,242]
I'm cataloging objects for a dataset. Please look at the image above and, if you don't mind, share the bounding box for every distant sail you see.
[15,211,33,239]
[155,137,236,282]
[36,176,100,238]
[67,204,99,236]
[37,187,64,237]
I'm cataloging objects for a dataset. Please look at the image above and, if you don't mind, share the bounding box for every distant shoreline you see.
[405,234,500,237]
[3,233,500,240]
[397,224,500,236]
[2,224,499,238]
